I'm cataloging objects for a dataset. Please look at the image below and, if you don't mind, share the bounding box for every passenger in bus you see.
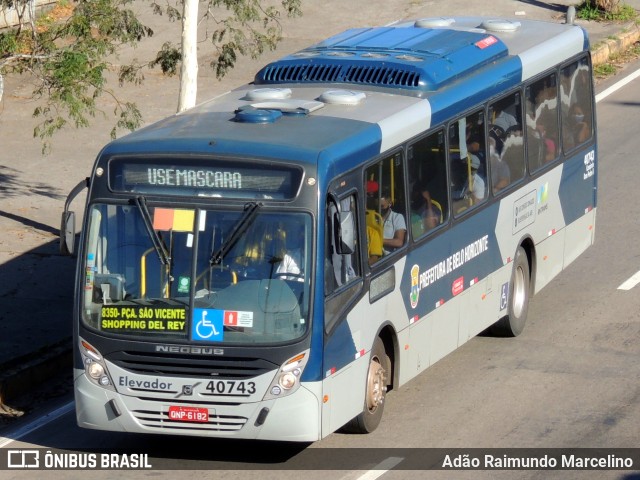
[568,104,590,145]
[410,182,442,236]
[493,108,518,138]
[536,121,557,163]
[465,121,485,164]
[489,137,510,194]
[529,78,559,165]
[275,224,305,282]
[367,225,383,265]
[366,180,380,210]
[364,179,384,264]
[380,189,406,254]
[466,154,486,202]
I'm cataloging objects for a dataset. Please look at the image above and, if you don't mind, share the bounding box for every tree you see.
[0,0,302,150]
[154,0,302,112]
[178,0,198,111]
[1,0,153,149]
[596,0,620,12]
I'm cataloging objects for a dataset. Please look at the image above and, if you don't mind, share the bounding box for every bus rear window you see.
[109,157,304,200]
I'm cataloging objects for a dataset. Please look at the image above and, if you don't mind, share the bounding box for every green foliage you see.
[150,42,182,76]
[111,102,143,139]
[577,1,637,21]
[207,0,302,79]
[148,0,303,80]
[1,0,303,152]
[594,62,618,77]
[593,40,640,80]
[1,0,154,150]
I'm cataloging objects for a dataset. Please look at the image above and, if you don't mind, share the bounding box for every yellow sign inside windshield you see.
[101,306,187,332]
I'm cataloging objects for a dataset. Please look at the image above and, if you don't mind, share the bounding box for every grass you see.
[577,1,638,21]
[594,41,640,79]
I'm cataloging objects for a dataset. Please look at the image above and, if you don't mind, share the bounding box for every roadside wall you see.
[0,0,56,29]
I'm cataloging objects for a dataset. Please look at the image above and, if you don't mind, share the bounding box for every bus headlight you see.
[278,372,297,390]
[79,338,115,391]
[87,362,104,379]
[263,349,309,400]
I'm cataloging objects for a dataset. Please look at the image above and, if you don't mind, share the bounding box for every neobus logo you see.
[155,345,224,355]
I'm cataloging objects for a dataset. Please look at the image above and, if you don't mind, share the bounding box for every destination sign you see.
[109,157,303,199]
[100,305,188,333]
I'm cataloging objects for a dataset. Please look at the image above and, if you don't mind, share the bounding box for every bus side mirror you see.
[60,211,76,256]
[334,210,355,255]
[60,177,90,257]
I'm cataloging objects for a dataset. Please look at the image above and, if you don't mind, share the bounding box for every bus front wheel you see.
[342,337,389,433]
[491,246,530,337]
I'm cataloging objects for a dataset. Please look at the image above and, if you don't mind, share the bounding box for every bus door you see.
[321,172,371,436]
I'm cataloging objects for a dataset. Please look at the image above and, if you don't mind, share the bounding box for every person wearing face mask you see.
[380,189,406,254]
[570,104,590,144]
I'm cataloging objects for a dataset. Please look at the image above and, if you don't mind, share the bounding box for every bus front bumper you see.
[74,370,322,442]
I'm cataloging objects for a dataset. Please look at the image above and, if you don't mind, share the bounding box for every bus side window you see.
[325,193,361,295]
[488,91,525,195]
[408,129,448,240]
[560,57,593,152]
[364,152,407,258]
[450,110,487,215]
[526,73,560,172]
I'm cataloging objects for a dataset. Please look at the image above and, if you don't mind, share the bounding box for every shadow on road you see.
[0,165,65,201]
[0,234,75,402]
[517,1,568,14]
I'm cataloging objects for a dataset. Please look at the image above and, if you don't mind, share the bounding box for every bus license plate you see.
[168,406,209,423]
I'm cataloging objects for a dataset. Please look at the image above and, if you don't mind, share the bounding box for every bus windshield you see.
[82,203,312,344]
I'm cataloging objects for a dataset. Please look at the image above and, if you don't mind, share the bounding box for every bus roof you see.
[255,17,588,93]
[100,17,589,175]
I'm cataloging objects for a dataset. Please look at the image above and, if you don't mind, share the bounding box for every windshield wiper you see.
[134,196,170,266]
[210,202,261,266]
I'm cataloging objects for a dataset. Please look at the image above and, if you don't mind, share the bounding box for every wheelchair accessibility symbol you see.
[192,308,223,341]
[500,282,509,311]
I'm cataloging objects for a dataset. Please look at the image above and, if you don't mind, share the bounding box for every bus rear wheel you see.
[342,337,389,433]
[491,246,530,337]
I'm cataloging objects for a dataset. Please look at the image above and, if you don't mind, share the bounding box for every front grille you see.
[106,350,278,379]
[132,409,247,432]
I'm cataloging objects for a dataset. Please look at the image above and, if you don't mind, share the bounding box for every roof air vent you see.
[414,18,455,28]
[480,20,521,32]
[291,51,321,58]
[396,54,423,62]
[361,52,390,58]
[326,51,356,57]
[245,88,292,101]
[319,90,366,105]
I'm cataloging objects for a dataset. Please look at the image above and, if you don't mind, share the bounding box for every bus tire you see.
[491,246,530,337]
[342,337,389,433]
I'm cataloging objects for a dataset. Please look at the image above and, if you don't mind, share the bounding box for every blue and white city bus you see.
[61,15,597,441]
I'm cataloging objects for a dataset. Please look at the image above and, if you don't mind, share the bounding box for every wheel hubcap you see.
[512,264,526,317]
[366,356,386,412]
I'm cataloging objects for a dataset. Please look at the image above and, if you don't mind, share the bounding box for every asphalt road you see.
[2,0,640,410]
[2,60,640,480]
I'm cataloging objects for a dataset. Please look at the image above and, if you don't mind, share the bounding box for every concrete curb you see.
[591,21,640,65]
